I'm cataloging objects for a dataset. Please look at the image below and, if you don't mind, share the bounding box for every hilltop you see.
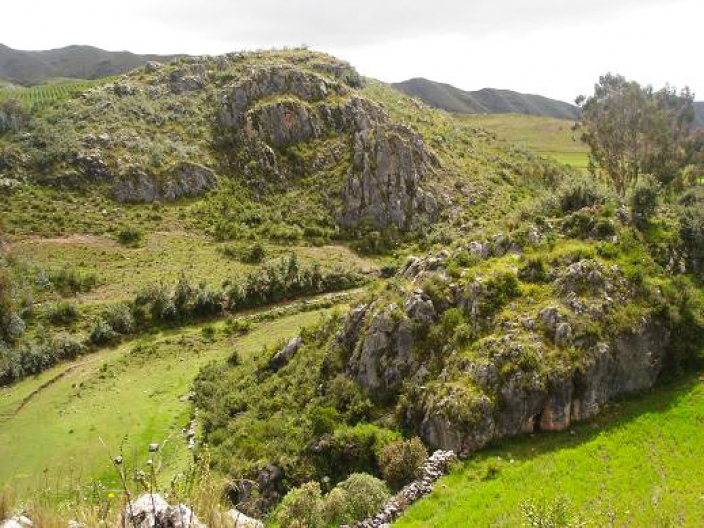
[0,43,179,85]
[393,77,579,119]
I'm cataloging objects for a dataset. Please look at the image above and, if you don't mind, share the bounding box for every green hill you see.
[0,43,179,85]
[1,48,703,527]
[393,77,579,119]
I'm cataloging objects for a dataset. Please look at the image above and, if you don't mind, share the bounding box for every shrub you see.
[335,473,390,521]
[630,175,659,228]
[557,176,609,214]
[47,266,98,295]
[90,319,118,345]
[276,481,324,528]
[521,496,581,528]
[103,303,134,334]
[117,227,143,246]
[310,406,340,437]
[47,302,79,325]
[379,437,428,489]
[321,486,350,525]
[51,332,85,361]
[518,256,549,283]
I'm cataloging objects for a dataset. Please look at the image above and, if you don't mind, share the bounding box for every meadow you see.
[459,113,590,171]
[0,301,349,495]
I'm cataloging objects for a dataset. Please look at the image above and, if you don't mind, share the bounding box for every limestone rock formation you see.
[113,162,217,203]
[217,64,440,230]
[122,494,205,528]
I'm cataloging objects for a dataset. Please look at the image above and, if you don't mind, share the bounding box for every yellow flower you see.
[108,493,115,499]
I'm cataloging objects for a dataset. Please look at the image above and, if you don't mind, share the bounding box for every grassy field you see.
[459,113,590,171]
[8,232,377,306]
[0,78,110,110]
[0,303,344,496]
[396,372,704,527]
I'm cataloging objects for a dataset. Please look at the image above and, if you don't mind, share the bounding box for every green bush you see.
[557,176,609,214]
[117,227,143,246]
[276,481,324,528]
[518,256,549,283]
[378,437,428,488]
[90,319,118,345]
[103,303,134,334]
[47,302,79,325]
[47,266,98,295]
[321,486,350,525]
[335,473,390,521]
[630,175,659,228]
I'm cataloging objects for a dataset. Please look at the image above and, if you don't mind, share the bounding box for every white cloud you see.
[2,0,702,102]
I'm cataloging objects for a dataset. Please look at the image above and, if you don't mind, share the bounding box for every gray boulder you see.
[267,336,304,372]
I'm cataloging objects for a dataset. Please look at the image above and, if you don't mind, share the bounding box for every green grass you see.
[0,305,342,496]
[459,113,590,171]
[396,372,704,527]
[10,231,376,307]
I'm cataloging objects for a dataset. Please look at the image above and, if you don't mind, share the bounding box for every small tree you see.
[576,73,694,195]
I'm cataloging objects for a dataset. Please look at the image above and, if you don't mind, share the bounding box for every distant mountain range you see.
[0,44,178,85]
[392,77,580,120]
[393,77,704,128]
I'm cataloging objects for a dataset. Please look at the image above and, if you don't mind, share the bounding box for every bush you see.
[47,266,98,295]
[103,303,134,334]
[379,437,428,488]
[90,319,118,345]
[51,332,85,361]
[47,302,79,325]
[117,227,143,246]
[518,257,549,283]
[321,486,350,525]
[557,176,609,214]
[521,496,581,527]
[335,473,390,521]
[630,175,659,228]
[276,481,324,528]
[220,241,266,264]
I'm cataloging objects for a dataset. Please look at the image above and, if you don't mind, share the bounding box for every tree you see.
[575,73,694,195]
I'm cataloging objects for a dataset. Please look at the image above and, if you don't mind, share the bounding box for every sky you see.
[3,0,703,103]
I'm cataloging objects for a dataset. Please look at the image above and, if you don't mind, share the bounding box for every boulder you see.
[122,494,205,528]
[226,509,264,528]
[267,336,304,372]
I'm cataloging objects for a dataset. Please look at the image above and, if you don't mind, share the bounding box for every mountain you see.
[695,101,704,129]
[393,77,579,120]
[0,43,179,85]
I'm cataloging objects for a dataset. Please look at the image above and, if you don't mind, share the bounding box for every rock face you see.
[113,162,217,203]
[217,64,439,230]
[339,254,671,457]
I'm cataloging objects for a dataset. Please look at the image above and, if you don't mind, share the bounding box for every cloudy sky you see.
[3,0,702,102]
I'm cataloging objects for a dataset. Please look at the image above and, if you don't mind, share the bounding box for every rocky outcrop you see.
[356,450,457,527]
[0,516,33,528]
[418,321,668,455]
[216,64,440,230]
[113,162,217,203]
[267,336,304,372]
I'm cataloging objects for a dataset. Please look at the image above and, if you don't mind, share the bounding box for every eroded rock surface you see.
[113,162,217,203]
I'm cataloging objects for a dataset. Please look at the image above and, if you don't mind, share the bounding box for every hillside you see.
[1,49,703,527]
[0,43,178,85]
[393,77,579,119]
